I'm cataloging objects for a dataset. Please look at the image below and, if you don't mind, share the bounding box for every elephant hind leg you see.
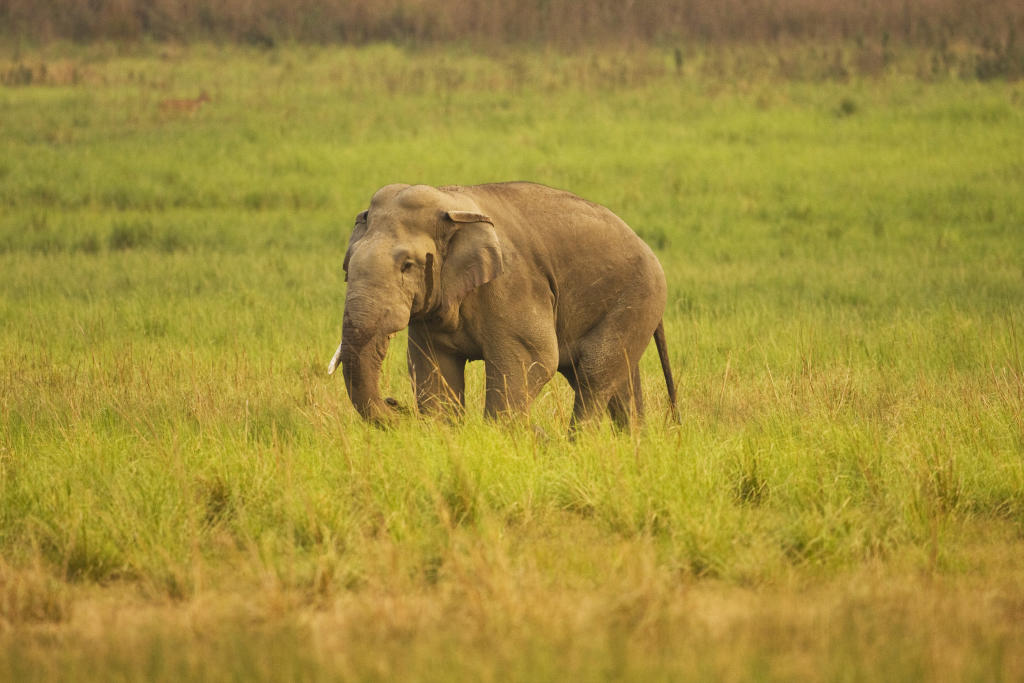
[565,365,642,431]
[607,365,644,429]
[563,318,654,430]
[560,366,598,427]
[562,363,626,430]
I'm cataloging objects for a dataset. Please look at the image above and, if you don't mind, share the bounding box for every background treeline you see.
[1,0,1022,49]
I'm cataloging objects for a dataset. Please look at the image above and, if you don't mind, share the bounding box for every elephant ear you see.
[439,210,504,313]
[342,210,369,281]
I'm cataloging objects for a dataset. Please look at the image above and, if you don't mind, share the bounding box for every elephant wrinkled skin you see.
[327,182,677,428]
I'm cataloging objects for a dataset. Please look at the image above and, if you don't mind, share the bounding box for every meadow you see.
[1,41,1023,680]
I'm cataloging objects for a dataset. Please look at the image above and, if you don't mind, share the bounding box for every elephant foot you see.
[384,396,410,414]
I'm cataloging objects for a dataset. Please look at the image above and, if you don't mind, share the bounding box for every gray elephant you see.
[327,182,677,428]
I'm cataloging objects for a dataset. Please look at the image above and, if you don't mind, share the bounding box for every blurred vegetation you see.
[3,1,1023,81]
[0,0,1022,54]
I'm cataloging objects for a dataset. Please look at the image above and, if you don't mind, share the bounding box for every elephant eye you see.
[400,259,415,273]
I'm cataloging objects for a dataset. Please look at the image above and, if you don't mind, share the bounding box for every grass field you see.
[2,42,1024,680]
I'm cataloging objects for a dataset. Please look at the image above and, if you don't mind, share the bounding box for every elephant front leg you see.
[482,341,557,420]
[407,333,466,417]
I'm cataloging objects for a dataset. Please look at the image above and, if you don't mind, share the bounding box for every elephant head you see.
[327,184,504,423]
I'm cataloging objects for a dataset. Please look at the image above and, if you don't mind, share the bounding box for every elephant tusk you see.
[327,341,344,375]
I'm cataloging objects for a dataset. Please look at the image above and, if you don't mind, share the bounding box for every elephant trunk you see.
[328,293,410,425]
[329,326,394,425]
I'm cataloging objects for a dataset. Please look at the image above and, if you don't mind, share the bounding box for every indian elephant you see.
[327,182,677,428]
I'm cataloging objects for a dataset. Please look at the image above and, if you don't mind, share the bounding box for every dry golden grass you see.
[3,519,1023,680]
[157,90,210,115]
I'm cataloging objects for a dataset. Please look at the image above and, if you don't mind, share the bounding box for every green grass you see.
[1,43,1023,680]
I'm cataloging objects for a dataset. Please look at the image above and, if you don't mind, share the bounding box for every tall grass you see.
[2,0,1024,53]
[1,43,1023,679]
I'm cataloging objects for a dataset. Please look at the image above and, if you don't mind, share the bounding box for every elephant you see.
[327,182,677,429]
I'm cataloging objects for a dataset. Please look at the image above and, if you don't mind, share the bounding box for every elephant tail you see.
[653,320,680,424]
